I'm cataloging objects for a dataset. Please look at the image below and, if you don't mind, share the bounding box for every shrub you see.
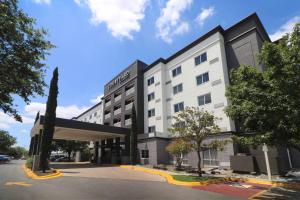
[26,157,33,169]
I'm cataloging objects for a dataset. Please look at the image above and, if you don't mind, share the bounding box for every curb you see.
[22,165,63,180]
[120,165,300,190]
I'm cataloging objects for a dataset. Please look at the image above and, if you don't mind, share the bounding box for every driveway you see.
[50,162,165,182]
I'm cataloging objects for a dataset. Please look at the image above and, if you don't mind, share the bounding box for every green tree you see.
[166,139,191,169]
[39,68,58,172]
[53,140,88,161]
[169,107,228,177]
[130,104,138,165]
[0,0,54,121]
[0,130,16,153]
[8,146,28,159]
[225,23,300,150]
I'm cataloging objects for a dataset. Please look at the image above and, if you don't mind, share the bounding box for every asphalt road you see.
[0,160,243,200]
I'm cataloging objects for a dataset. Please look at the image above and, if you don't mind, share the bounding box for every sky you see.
[1,0,299,148]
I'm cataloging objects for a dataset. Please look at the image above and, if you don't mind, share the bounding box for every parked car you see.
[54,157,74,162]
[50,155,64,162]
[0,155,11,163]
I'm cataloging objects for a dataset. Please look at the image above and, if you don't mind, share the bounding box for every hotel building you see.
[30,13,300,174]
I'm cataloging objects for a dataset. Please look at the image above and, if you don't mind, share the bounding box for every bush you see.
[26,157,33,169]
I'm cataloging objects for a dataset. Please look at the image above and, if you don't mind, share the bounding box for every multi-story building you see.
[75,101,103,124]
[71,13,300,174]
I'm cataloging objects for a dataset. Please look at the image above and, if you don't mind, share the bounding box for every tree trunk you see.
[196,150,202,177]
[67,150,71,161]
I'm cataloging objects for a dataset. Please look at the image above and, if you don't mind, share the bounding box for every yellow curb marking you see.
[5,181,32,187]
[22,165,63,180]
[120,165,300,190]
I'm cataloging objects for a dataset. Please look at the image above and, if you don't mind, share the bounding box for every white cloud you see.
[24,102,89,119]
[90,94,104,104]
[156,0,192,43]
[0,112,34,130]
[21,129,28,134]
[32,0,51,4]
[270,16,300,41]
[76,0,149,39]
[195,7,215,26]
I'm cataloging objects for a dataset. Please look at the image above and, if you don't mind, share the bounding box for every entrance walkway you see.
[50,162,165,182]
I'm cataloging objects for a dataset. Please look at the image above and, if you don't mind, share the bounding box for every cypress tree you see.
[39,67,58,172]
[130,103,138,165]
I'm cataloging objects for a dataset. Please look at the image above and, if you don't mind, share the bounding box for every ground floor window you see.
[141,150,149,159]
[203,148,219,166]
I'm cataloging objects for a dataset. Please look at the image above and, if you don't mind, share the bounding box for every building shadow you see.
[254,187,300,200]
[50,162,119,169]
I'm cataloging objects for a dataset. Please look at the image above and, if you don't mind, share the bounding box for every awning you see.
[31,116,129,141]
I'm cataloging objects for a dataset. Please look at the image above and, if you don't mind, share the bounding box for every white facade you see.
[143,32,235,138]
[75,101,103,125]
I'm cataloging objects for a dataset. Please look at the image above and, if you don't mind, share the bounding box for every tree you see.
[166,139,191,169]
[130,103,138,165]
[53,140,88,161]
[0,0,54,121]
[0,130,16,153]
[225,23,300,150]
[8,146,28,159]
[169,107,228,176]
[39,68,58,172]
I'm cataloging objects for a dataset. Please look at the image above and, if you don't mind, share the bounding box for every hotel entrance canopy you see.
[31,116,129,141]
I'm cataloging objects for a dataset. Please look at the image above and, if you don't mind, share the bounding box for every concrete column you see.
[75,151,81,162]
[100,140,105,163]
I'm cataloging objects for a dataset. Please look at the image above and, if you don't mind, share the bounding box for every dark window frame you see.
[173,83,183,95]
[174,102,184,113]
[147,76,155,86]
[172,66,182,77]
[195,52,207,66]
[196,72,209,85]
[198,93,212,106]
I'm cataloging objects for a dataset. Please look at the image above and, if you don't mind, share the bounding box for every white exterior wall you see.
[76,102,103,124]
[143,32,235,138]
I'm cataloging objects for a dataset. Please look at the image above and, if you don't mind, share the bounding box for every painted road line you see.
[5,182,32,187]
[248,189,268,200]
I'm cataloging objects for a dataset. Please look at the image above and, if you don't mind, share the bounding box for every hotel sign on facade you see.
[107,71,130,91]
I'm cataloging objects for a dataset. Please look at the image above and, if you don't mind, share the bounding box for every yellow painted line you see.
[120,165,300,190]
[248,189,268,200]
[22,165,63,180]
[5,181,32,187]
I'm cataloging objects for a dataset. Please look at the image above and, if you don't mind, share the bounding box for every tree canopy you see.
[0,130,16,153]
[169,107,228,176]
[52,140,89,160]
[0,0,54,121]
[225,23,300,150]
[166,139,191,169]
[39,67,58,171]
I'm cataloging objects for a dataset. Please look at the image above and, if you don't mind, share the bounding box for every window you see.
[196,72,209,85]
[198,93,212,106]
[195,52,207,66]
[172,66,182,77]
[89,115,92,119]
[147,76,154,86]
[94,112,97,117]
[174,102,184,113]
[173,83,183,95]
[148,126,156,133]
[148,109,155,117]
[148,92,155,102]
[141,150,149,159]
[203,148,219,166]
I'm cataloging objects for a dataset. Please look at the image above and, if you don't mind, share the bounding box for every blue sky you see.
[1,0,299,148]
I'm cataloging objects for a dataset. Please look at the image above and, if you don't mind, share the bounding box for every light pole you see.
[262,143,271,181]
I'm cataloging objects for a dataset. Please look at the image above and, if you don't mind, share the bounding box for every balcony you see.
[114,122,121,127]
[104,113,111,119]
[114,108,121,115]
[105,101,111,107]
[125,87,135,96]
[114,95,121,102]
[125,102,133,110]
[125,118,132,126]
